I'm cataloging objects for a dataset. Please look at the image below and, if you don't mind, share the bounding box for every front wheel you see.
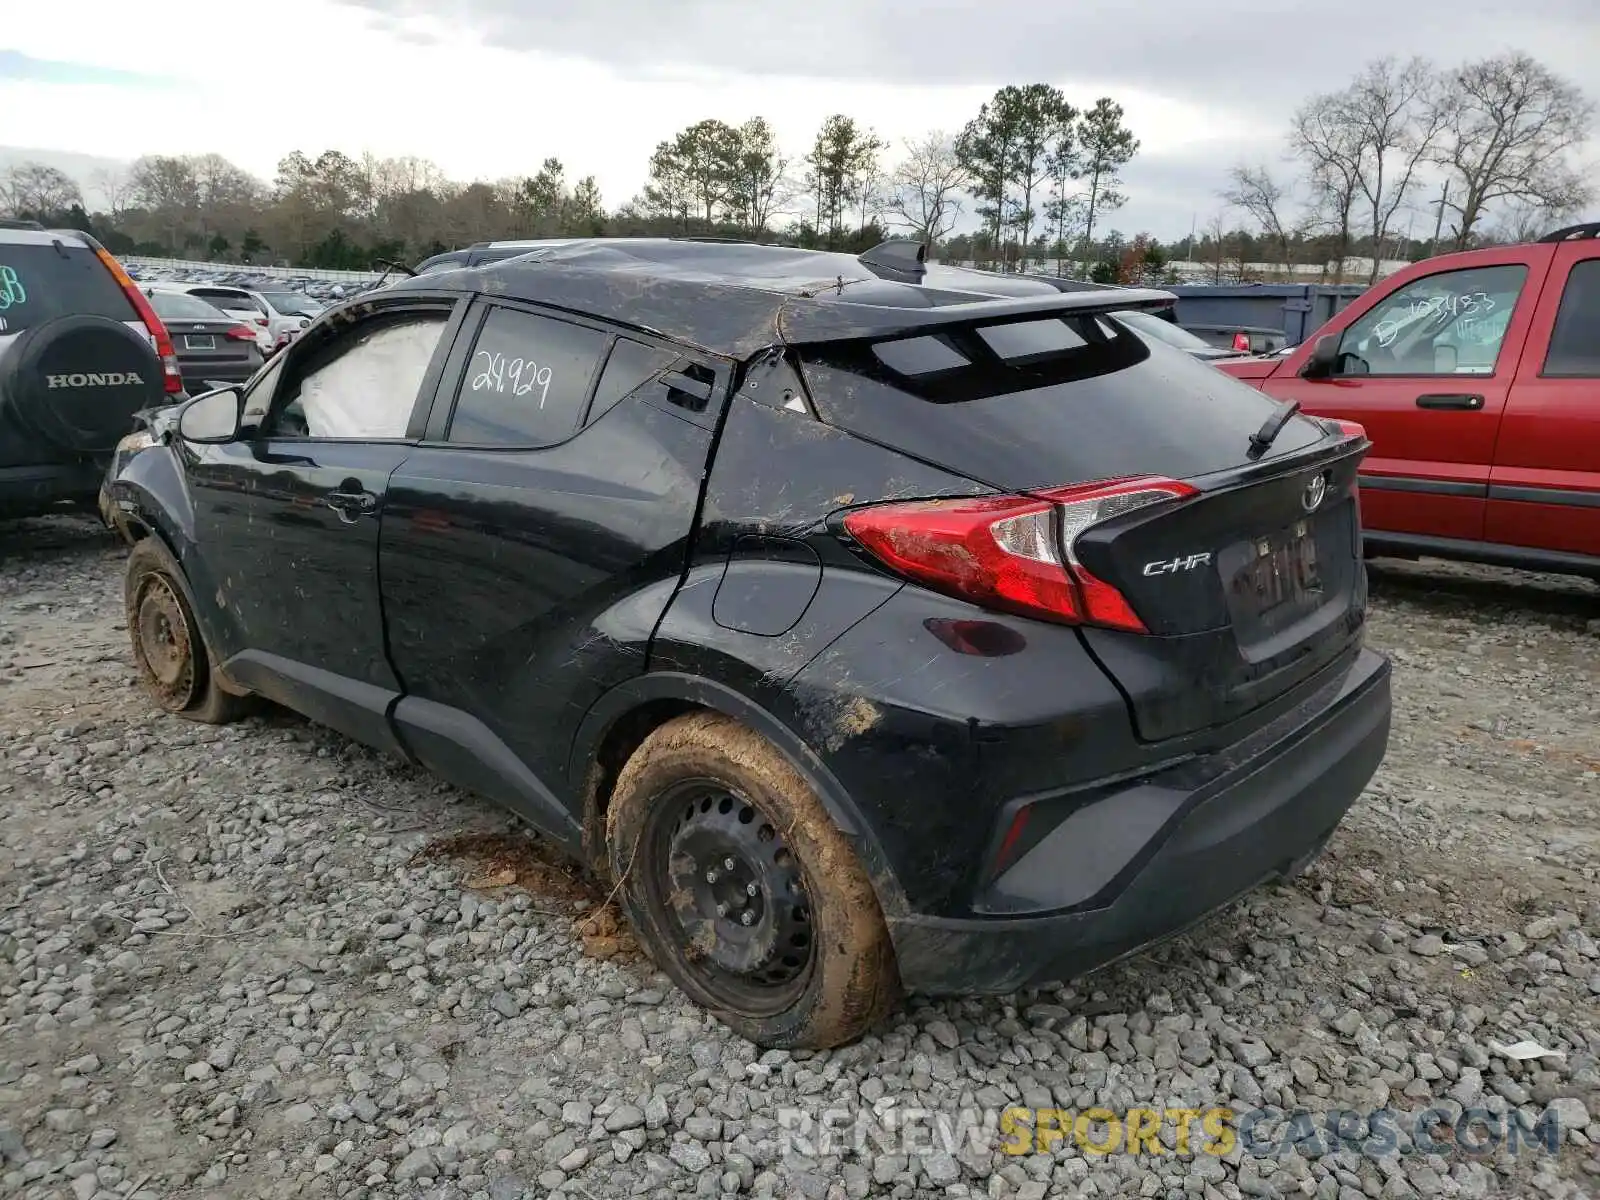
[124,538,251,724]
[606,712,899,1049]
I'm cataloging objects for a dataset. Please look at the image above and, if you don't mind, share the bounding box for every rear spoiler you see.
[779,286,1181,347]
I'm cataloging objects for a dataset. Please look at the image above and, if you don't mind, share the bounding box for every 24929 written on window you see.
[448,307,609,446]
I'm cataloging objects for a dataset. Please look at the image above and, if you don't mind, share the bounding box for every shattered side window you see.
[270,313,446,439]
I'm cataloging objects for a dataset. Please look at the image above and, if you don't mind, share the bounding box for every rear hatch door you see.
[797,303,1368,742]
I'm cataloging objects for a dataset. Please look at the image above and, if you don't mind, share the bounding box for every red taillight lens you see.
[1330,418,1366,440]
[842,476,1197,633]
[1231,331,1252,352]
[95,248,182,394]
[225,324,258,341]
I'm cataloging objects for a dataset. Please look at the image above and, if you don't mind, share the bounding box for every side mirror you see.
[177,386,244,444]
[1302,334,1340,380]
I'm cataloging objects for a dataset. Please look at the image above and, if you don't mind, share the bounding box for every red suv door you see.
[1487,243,1600,560]
[1251,248,1552,544]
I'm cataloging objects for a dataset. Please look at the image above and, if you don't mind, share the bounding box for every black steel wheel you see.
[607,711,899,1048]
[131,570,201,711]
[124,538,251,724]
[644,780,816,1015]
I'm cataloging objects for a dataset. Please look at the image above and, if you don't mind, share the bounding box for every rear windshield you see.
[259,291,321,317]
[799,313,1325,490]
[0,241,137,336]
[191,289,263,313]
[1112,309,1215,352]
[149,291,230,321]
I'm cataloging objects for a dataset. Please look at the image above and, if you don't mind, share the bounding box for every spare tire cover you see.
[0,314,164,453]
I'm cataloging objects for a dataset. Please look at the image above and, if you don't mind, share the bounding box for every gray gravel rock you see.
[1,517,1597,1199]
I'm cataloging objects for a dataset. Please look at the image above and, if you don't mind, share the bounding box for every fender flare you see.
[568,671,910,919]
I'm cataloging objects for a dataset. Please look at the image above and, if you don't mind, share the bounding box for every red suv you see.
[1218,223,1599,580]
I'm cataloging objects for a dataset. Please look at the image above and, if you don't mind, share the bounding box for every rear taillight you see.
[225,325,258,341]
[1329,418,1367,440]
[254,316,269,327]
[1231,331,1252,352]
[842,476,1197,633]
[94,247,182,394]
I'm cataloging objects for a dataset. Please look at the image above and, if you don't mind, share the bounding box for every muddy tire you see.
[124,538,251,724]
[606,711,900,1049]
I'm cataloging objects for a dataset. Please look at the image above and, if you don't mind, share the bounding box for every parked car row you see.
[126,262,377,305]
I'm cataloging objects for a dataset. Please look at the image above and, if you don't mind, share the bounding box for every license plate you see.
[1242,520,1320,613]
[184,334,215,350]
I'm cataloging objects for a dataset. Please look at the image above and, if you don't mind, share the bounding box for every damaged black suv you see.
[102,238,1392,1048]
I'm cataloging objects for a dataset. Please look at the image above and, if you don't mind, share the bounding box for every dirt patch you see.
[413,829,595,905]
[412,830,641,962]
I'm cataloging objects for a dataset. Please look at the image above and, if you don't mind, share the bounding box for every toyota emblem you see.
[1302,474,1328,513]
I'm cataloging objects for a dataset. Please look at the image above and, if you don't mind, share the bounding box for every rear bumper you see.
[0,461,105,516]
[177,362,258,389]
[888,646,1391,994]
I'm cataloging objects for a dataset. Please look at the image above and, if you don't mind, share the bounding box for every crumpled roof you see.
[388,238,1172,360]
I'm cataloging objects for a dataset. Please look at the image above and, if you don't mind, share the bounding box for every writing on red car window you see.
[0,265,27,310]
[471,350,553,408]
[1373,291,1499,348]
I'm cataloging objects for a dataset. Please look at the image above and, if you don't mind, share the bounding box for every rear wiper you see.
[1247,398,1301,458]
[371,258,418,286]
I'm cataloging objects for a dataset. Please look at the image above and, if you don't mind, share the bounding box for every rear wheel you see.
[124,539,250,724]
[607,712,899,1048]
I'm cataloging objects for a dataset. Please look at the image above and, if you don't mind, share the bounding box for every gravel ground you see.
[1,515,1597,1200]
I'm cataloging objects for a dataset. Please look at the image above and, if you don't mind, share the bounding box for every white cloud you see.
[1,0,1593,241]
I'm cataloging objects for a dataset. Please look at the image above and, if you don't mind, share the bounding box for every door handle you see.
[1415,393,1485,410]
[326,489,377,523]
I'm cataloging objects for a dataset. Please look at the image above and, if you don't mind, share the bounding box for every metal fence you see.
[120,255,383,283]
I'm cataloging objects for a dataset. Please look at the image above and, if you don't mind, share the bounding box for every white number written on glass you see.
[471,350,553,408]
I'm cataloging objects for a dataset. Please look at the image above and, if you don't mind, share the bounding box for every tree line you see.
[0,50,1588,281]
[1222,50,1593,284]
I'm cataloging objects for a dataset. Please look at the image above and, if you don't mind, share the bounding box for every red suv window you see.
[1543,259,1600,377]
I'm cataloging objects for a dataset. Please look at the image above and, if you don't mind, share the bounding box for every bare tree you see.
[1290,93,1364,283]
[1430,52,1595,249]
[1223,165,1297,275]
[1203,211,1230,284]
[89,166,134,221]
[0,162,83,218]
[1341,57,1447,283]
[885,132,970,252]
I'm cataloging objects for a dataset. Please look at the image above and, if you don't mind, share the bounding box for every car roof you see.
[0,226,93,248]
[387,238,1174,359]
[150,282,254,296]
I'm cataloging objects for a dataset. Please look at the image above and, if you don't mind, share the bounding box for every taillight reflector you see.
[1330,418,1366,440]
[1231,331,1252,352]
[94,248,183,394]
[225,324,258,342]
[842,476,1197,633]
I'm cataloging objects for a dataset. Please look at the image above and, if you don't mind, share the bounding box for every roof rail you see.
[0,218,46,231]
[671,235,759,244]
[1537,222,1600,243]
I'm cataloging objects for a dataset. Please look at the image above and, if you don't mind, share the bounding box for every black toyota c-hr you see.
[102,238,1392,1048]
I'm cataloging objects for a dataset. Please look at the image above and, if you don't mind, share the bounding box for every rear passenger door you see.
[379,298,729,846]
[1487,245,1600,560]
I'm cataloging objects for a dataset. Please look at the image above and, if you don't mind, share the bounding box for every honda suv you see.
[1,221,182,518]
[101,238,1393,1048]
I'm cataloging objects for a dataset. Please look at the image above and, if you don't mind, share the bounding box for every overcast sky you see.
[2,0,1595,240]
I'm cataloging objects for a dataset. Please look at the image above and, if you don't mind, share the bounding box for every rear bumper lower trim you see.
[887,647,1391,994]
